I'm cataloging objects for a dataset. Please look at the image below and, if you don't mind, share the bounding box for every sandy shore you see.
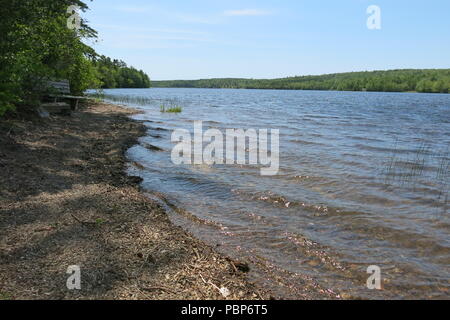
[0,102,272,300]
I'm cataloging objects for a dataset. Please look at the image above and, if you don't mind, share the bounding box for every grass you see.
[159,98,183,113]
[0,292,12,300]
[95,218,106,226]
[87,91,184,113]
[160,104,183,113]
[382,141,449,213]
[87,92,157,106]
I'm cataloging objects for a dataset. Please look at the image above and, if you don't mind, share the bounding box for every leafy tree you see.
[0,0,98,115]
[93,55,151,89]
[0,1,151,116]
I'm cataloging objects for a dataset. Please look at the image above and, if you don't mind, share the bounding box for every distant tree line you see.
[152,69,450,93]
[93,55,150,89]
[0,1,150,117]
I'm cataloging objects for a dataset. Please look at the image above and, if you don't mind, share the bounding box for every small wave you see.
[354,144,426,154]
[203,120,222,125]
[346,135,384,143]
[147,133,163,138]
[144,120,163,124]
[232,189,340,216]
[144,191,230,233]
[130,161,146,170]
[302,114,341,120]
[284,232,346,271]
[142,142,165,152]
[149,126,170,132]
[288,139,326,146]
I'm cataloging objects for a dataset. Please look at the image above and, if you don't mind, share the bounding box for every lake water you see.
[101,88,449,299]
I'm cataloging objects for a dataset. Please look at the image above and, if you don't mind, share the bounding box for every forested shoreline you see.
[0,1,150,116]
[93,55,151,89]
[152,69,450,93]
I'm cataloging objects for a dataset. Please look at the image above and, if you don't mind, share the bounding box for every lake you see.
[100,88,449,299]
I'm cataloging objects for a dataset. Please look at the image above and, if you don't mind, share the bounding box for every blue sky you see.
[83,0,450,80]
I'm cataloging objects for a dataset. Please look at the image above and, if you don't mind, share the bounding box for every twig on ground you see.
[140,286,176,295]
[193,247,201,260]
[70,214,96,226]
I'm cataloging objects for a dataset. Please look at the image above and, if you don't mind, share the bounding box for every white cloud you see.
[224,9,272,17]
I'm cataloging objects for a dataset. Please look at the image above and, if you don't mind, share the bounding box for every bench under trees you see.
[40,80,90,115]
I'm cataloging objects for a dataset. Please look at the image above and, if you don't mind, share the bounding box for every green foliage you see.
[93,55,151,89]
[152,69,450,94]
[95,218,106,225]
[0,291,13,300]
[159,98,183,113]
[0,1,151,117]
[0,80,19,116]
[0,0,98,115]
[160,104,183,113]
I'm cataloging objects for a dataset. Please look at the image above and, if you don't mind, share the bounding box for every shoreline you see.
[0,102,272,300]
